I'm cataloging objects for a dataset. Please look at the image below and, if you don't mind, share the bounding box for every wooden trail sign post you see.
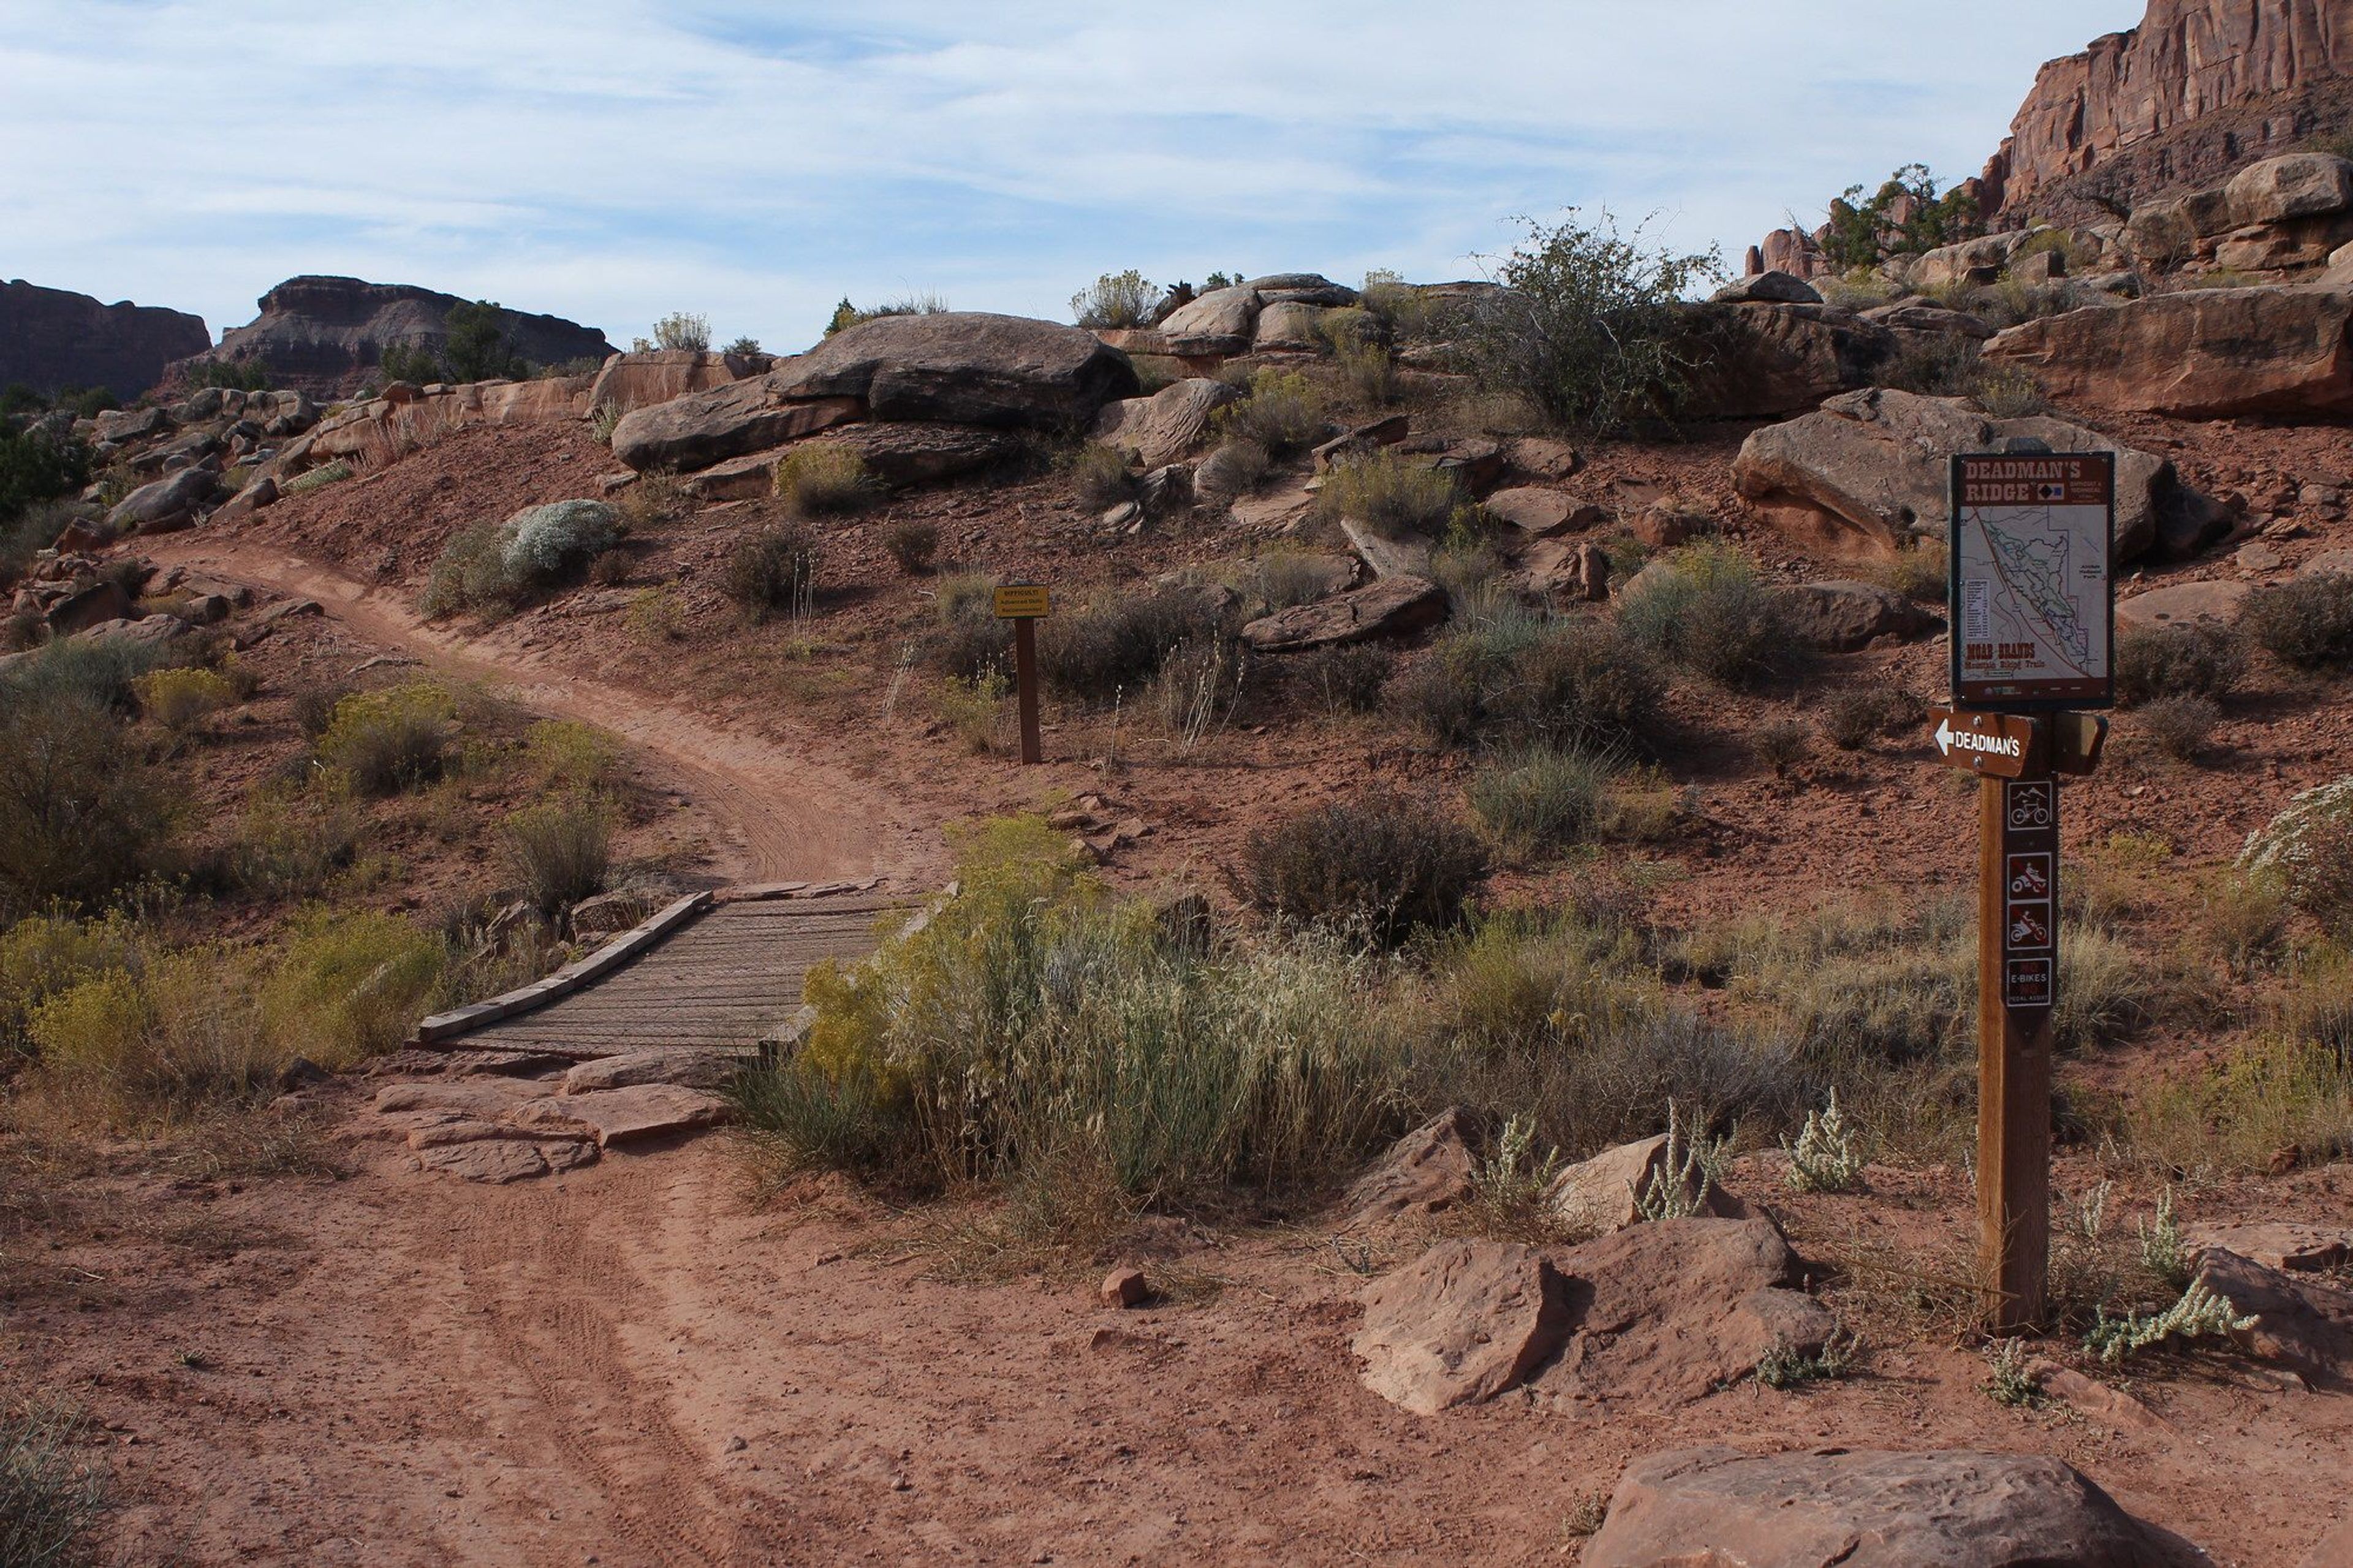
[1946,450,2115,1331]
[993,584,1050,765]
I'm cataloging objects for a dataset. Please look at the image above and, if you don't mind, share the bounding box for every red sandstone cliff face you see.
[1990,0,2353,219]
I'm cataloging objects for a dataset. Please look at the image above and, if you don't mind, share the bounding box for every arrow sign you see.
[1927,707,2042,779]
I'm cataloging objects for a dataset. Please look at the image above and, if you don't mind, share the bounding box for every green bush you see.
[227,780,361,901]
[652,311,711,352]
[1070,270,1158,330]
[2238,573,2353,672]
[1615,542,1802,688]
[0,425,89,534]
[1,634,170,716]
[1817,686,1917,750]
[1469,745,1615,860]
[721,525,818,622]
[259,907,449,1065]
[1037,587,1226,703]
[281,459,354,496]
[1972,365,2047,419]
[524,719,616,787]
[775,444,874,516]
[1392,615,1661,751]
[884,519,939,574]
[1465,210,1722,431]
[2114,623,2245,707]
[925,574,1012,679]
[27,940,273,1126]
[378,342,442,385]
[1069,444,1135,511]
[0,909,138,1065]
[501,501,619,586]
[1215,368,1325,458]
[135,665,235,738]
[1227,796,1487,945]
[1314,450,1459,535]
[443,300,528,381]
[315,681,457,795]
[502,790,614,915]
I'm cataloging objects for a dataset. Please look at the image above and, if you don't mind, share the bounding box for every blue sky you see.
[1,1,2134,354]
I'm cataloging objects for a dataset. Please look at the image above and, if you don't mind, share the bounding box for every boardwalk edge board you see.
[412,891,715,1044]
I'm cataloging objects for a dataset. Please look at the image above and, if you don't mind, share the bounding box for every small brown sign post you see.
[993,585,1050,765]
[1948,451,2115,1331]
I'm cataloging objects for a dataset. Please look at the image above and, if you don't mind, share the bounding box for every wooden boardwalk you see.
[412,885,915,1061]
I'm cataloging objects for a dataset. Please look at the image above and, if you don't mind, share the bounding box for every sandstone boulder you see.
[1252,300,1327,351]
[510,1084,731,1148]
[1354,1240,1572,1414]
[211,474,278,526]
[1583,1447,2206,1568]
[1544,1135,1751,1235]
[2116,579,2249,629]
[585,349,764,416]
[1157,285,1259,344]
[560,1051,738,1095]
[1091,377,1240,468]
[1906,231,2029,290]
[1778,580,1938,651]
[106,466,218,534]
[1239,575,1447,652]
[1860,302,1997,339]
[74,615,184,651]
[1482,487,1580,537]
[1341,1108,1479,1225]
[813,423,1023,488]
[1980,284,2353,418]
[1339,518,1433,580]
[1681,304,1896,419]
[768,311,1138,429]
[1246,273,1358,307]
[1732,387,2185,558]
[610,385,863,472]
[44,580,134,636]
[2192,1244,2353,1378]
[2183,1222,2352,1276]
[1711,271,1823,305]
[2227,153,2353,227]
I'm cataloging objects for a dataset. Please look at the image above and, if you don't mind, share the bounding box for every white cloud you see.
[0,0,2131,352]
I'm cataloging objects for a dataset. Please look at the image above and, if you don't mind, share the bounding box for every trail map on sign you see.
[1950,453,2115,708]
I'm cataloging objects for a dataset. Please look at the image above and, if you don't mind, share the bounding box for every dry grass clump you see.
[1067,444,1135,511]
[618,469,689,529]
[2113,622,2245,707]
[1036,586,1226,705]
[501,791,614,915]
[1289,643,1393,715]
[1390,608,1663,752]
[1616,542,1805,689]
[1468,745,1613,860]
[721,525,817,624]
[1314,450,1458,535]
[314,681,457,796]
[1070,269,1158,330]
[775,445,874,517]
[0,1395,104,1566]
[1817,686,1919,751]
[2238,572,2353,673]
[883,519,939,574]
[1215,368,1326,458]
[1227,796,1487,947]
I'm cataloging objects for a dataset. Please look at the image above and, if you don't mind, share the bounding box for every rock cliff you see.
[175,276,615,397]
[1988,0,2353,222]
[0,279,211,399]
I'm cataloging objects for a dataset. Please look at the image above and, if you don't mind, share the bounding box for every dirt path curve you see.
[147,539,941,887]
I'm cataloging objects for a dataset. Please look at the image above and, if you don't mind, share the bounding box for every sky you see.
[1,1,2135,355]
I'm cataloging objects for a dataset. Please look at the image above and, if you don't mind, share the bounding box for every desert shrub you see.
[1879,333,1981,396]
[2241,779,2353,931]
[0,1395,104,1567]
[1469,745,1615,860]
[289,680,354,741]
[502,500,619,586]
[722,525,818,623]
[652,311,711,352]
[315,681,458,795]
[588,401,623,444]
[1290,643,1393,714]
[419,522,509,616]
[524,719,616,787]
[824,294,951,338]
[2238,573,2353,672]
[936,671,1009,753]
[1752,719,1811,775]
[0,424,91,529]
[1616,542,1802,688]
[281,459,353,496]
[1,633,170,715]
[775,444,873,516]
[1245,550,1342,614]
[26,940,273,1125]
[1070,270,1158,330]
[2137,695,2222,761]
[0,687,172,917]
[0,911,140,1065]
[724,336,763,357]
[618,468,689,529]
[227,780,361,900]
[1069,444,1135,511]
[1195,439,1271,501]
[379,342,442,384]
[4,499,89,586]
[1152,637,1248,749]
[1216,368,1325,458]
[736,816,1411,1199]
[442,301,527,381]
[626,587,687,642]
[1227,796,1487,945]
[1818,686,1915,750]
[883,519,939,574]
[134,665,233,738]
[1036,587,1224,703]
[1465,210,1722,431]
[259,907,449,1066]
[1314,450,1458,535]
[2114,622,2245,707]
[1863,544,1947,605]
[1395,613,1661,751]
[501,790,614,915]
[2121,1032,2353,1176]
[1972,365,2047,419]
[588,547,632,586]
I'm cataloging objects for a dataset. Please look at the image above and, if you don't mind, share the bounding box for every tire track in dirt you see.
[449,1183,749,1568]
[146,540,930,887]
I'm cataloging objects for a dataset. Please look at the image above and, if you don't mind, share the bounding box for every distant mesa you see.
[0,278,210,400]
[170,275,616,398]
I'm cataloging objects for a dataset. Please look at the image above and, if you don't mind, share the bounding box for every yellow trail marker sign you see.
[993,585,1051,619]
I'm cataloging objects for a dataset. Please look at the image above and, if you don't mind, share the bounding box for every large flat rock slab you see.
[511,1084,732,1147]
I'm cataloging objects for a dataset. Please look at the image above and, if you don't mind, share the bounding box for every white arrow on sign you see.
[1935,717,1955,757]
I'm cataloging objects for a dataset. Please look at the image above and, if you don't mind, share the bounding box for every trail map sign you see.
[1949,453,2116,710]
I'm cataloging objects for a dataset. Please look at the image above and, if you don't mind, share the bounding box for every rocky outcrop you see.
[1,278,210,399]
[278,374,599,475]
[1681,304,1897,419]
[1091,377,1240,468]
[1980,278,2353,416]
[1779,580,1939,651]
[1732,387,2201,559]
[178,276,615,398]
[1238,576,1448,651]
[1583,1447,2207,1568]
[1987,0,2353,224]
[1340,1108,1479,1225]
[585,349,767,417]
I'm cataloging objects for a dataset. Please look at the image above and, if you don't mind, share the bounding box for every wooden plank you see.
[414,891,714,1044]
